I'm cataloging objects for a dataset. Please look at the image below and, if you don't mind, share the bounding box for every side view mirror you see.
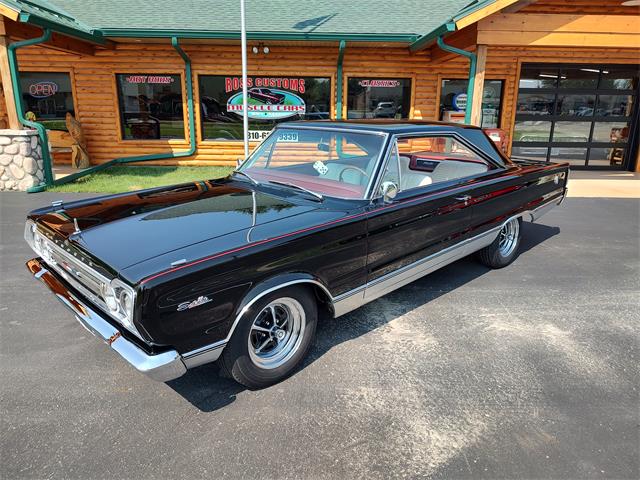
[380,181,398,202]
[236,158,244,168]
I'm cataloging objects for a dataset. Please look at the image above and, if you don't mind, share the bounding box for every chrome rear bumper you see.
[26,258,187,382]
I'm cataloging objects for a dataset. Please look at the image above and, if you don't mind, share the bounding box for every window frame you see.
[511,62,639,169]
[20,68,78,132]
[113,70,189,144]
[370,132,503,201]
[343,74,415,121]
[437,75,506,129]
[195,72,335,145]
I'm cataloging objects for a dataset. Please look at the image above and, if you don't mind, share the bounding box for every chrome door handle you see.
[455,195,472,202]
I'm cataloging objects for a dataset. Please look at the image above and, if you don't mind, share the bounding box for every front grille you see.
[37,231,112,312]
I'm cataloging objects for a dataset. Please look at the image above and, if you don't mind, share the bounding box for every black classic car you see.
[25,121,568,388]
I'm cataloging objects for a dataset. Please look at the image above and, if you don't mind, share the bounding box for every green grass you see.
[48,165,234,193]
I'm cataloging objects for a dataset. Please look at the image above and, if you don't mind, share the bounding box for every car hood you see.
[31,180,319,271]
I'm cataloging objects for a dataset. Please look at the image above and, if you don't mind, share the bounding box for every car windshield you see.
[238,127,386,199]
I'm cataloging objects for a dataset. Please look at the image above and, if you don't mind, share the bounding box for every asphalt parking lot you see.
[1,191,639,479]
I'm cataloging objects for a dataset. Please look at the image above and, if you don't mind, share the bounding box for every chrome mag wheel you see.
[498,218,520,257]
[248,297,306,370]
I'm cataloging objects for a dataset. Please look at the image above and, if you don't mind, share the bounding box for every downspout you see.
[436,35,476,125]
[43,36,197,189]
[335,40,346,120]
[6,29,55,191]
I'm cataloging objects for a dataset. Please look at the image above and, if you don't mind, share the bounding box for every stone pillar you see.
[0,129,45,191]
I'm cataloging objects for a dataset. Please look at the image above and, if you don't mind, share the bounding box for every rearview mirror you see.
[317,143,330,152]
[380,181,398,202]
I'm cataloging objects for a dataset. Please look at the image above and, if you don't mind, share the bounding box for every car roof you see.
[280,119,483,134]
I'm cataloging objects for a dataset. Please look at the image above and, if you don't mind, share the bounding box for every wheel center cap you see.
[275,329,286,340]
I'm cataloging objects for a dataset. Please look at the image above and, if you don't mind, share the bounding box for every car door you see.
[364,135,482,303]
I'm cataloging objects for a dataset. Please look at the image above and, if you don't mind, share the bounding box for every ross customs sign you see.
[224,77,307,120]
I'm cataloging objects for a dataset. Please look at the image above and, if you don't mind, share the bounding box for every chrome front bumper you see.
[26,258,187,382]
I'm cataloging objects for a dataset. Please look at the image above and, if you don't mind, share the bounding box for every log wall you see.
[9,1,640,167]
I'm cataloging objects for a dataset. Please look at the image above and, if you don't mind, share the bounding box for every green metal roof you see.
[1,0,493,43]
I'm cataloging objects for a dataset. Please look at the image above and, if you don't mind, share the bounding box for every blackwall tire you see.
[220,286,317,389]
[476,217,523,269]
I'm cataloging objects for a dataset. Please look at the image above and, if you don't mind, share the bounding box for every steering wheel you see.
[338,166,370,183]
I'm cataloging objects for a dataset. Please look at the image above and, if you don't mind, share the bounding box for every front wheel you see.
[220,286,317,389]
[476,217,522,269]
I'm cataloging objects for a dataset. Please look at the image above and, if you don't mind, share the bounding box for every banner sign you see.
[224,77,307,120]
[29,81,58,98]
[224,77,306,93]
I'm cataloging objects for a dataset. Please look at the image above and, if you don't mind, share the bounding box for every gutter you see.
[38,37,198,190]
[17,13,106,45]
[99,29,419,43]
[6,28,55,190]
[436,35,477,125]
[409,22,456,52]
[335,40,346,120]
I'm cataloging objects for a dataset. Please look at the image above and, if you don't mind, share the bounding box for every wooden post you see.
[0,33,21,129]
[469,44,487,127]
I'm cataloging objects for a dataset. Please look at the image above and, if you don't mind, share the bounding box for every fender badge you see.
[177,296,212,311]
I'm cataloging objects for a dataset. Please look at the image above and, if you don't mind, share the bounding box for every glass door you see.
[512,64,639,169]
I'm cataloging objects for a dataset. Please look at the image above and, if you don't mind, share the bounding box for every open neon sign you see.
[29,82,58,98]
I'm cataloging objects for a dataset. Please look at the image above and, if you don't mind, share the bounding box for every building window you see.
[116,74,184,140]
[347,78,411,119]
[198,76,331,141]
[439,79,504,128]
[513,64,639,169]
[19,72,74,131]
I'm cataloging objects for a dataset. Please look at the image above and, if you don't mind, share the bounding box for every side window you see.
[394,136,492,191]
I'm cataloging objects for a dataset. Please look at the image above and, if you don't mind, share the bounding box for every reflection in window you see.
[19,72,74,131]
[347,78,411,119]
[519,66,559,89]
[513,121,552,142]
[552,122,591,142]
[511,146,548,160]
[199,76,331,141]
[559,67,598,89]
[516,93,554,115]
[597,95,633,117]
[116,74,184,140]
[557,94,595,116]
[589,147,626,167]
[549,147,587,164]
[592,122,630,143]
[439,79,503,128]
[599,66,639,90]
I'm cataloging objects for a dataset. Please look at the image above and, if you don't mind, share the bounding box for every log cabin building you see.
[0,0,639,186]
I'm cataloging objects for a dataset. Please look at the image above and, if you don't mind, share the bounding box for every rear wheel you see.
[476,217,522,269]
[220,286,317,389]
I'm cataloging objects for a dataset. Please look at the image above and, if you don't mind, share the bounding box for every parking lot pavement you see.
[1,191,639,479]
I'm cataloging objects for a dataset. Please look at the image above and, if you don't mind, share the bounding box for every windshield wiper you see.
[266,180,324,201]
[232,170,259,186]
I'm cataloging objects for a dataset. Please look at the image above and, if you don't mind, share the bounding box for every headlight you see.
[24,220,37,252]
[101,278,139,337]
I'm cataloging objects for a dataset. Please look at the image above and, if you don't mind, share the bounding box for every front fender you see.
[233,272,335,323]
